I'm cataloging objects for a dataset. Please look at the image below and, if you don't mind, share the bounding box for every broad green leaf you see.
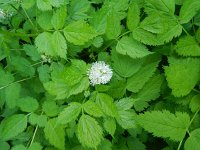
[63,20,98,45]
[96,93,118,117]
[44,118,65,150]
[127,54,160,93]
[133,74,164,111]
[0,114,27,141]
[35,32,54,56]
[77,115,103,148]
[116,36,152,59]
[0,69,14,87]
[116,110,137,129]
[189,94,200,113]
[83,100,103,117]
[145,0,175,14]
[29,113,47,127]
[127,137,146,150]
[137,110,190,141]
[5,83,21,109]
[165,57,200,97]
[127,2,140,31]
[21,0,35,9]
[17,97,39,112]
[42,100,59,117]
[115,97,135,111]
[90,5,110,34]
[0,140,9,150]
[37,11,53,30]
[10,56,35,77]
[184,128,200,150]
[44,60,89,99]
[105,10,121,40]
[37,65,51,83]
[50,0,66,7]
[23,44,41,61]
[51,6,67,29]
[112,49,144,78]
[175,36,200,56]
[179,0,200,24]
[68,0,90,20]
[103,117,116,137]
[37,0,52,11]
[11,145,26,150]
[52,31,67,59]
[57,102,82,124]
[28,142,42,150]
[140,14,165,34]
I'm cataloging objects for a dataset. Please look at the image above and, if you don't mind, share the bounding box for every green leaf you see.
[127,137,146,150]
[50,0,66,7]
[23,44,41,61]
[127,2,140,31]
[112,49,144,78]
[145,0,175,14]
[103,117,116,137]
[5,83,21,109]
[90,5,110,34]
[10,56,35,77]
[17,97,39,112]
[116,109,136,129]
[105,10,121,40]
[29,113,47,127]
[44,118,65,150]
[0,140,10,150]
[28,142,42,150]
[37,11,53,30]
[0,114,27,141]
[36,0,52,11]
[42,100,59,117]
[96,93,118,117]
[35,32,54,56]
[44,60,89,99]
[165,57,200,97]
[133,73,164,111]
[0,69,14,87]
[51,6,67,30]
[175,36,200,56]
[179,0,200,24]
[184,128,200,150]
[83,100,103,117]
[11,145,26,150]
[115,97,135,111]
[68,0,91,20]
[52,31,67,59]
[116,36,152,59]
[77,115,103,148]
[140,14,165,34]
[127,54,160,93]
[137,110,190,141]
[57,102,82,124]
[37,65,51,83]
[189,94,200,113]
[63,20,98,45]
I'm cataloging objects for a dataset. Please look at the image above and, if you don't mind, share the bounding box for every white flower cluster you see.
[0,9,13,20]
[41,54,51,63]
[0,9,6,20]
[87,61,113,86]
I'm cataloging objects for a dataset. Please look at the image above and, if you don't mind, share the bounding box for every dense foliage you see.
[0,0,200,149]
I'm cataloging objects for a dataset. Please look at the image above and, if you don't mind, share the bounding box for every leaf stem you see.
[0,76,36,90]
[177,108,200,150]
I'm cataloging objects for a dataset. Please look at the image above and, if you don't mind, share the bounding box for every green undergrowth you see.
[0,0,200,150]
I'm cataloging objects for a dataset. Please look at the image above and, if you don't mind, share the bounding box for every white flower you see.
[87,61,113,86]
[0,9,6,19]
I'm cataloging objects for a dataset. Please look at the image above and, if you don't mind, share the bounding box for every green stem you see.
[0,76,36,90]
[177,108,200,150]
